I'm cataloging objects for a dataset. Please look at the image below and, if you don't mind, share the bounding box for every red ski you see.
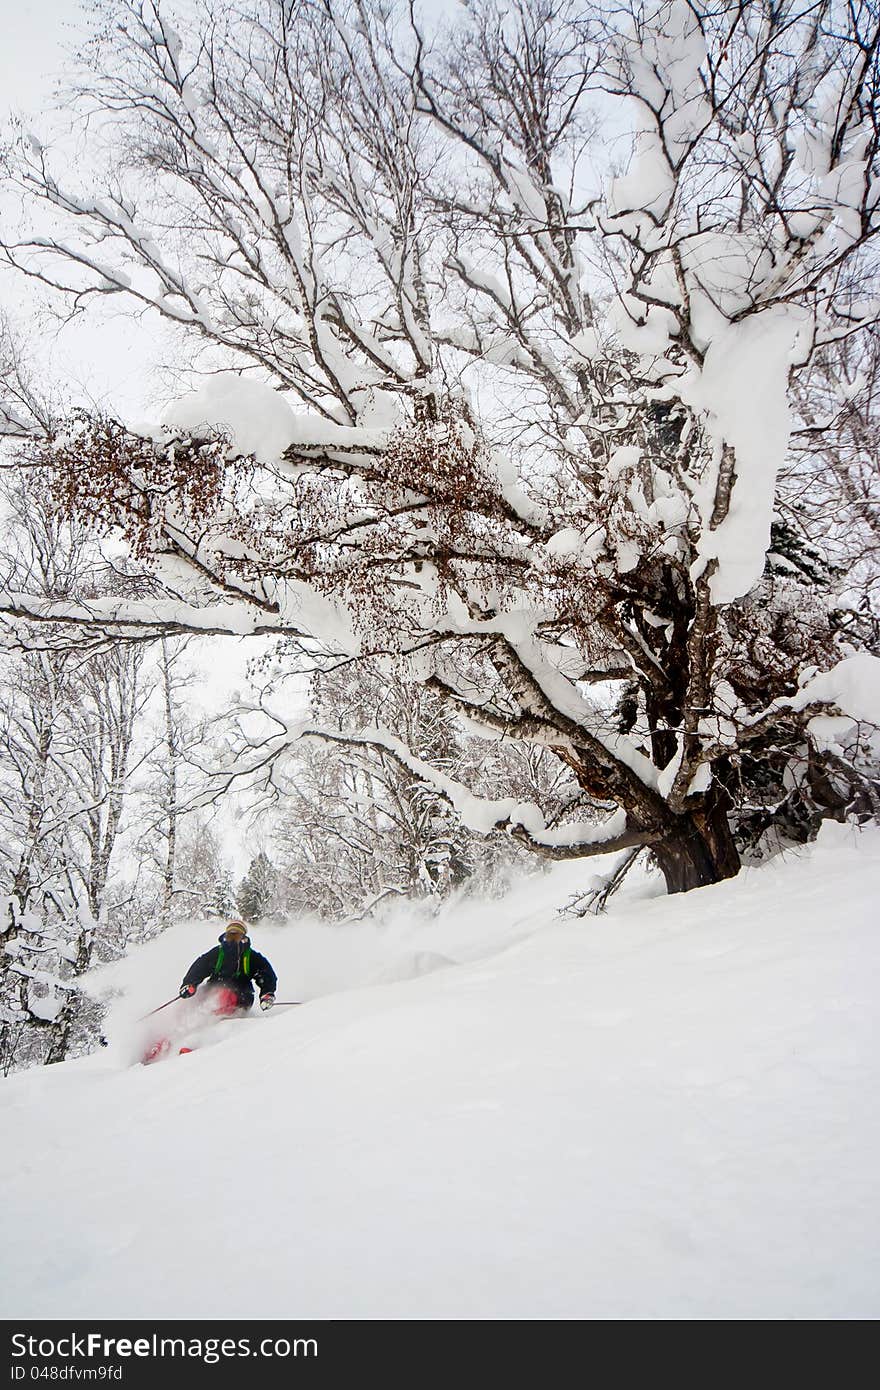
[142,1037,173,1065]
[139,984,246,1064]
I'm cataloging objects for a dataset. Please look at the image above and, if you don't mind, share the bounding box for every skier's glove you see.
[260,993,275,1011]
[179,984,196,999]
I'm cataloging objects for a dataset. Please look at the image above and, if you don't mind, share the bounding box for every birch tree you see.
[134,636,213,921]
[0,476,146,1068]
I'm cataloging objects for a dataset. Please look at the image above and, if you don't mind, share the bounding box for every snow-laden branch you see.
[0,591,285,640]
[745,651,880,735]
[221,708,651,859]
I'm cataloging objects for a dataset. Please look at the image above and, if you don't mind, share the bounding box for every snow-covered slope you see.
[2,824,878,1319]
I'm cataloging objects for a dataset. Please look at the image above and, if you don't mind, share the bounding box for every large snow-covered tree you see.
[2,0,880,893]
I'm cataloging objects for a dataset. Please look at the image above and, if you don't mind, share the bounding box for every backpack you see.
[212,942,252,979]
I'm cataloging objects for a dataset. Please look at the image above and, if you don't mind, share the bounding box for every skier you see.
[179,919,277,1017]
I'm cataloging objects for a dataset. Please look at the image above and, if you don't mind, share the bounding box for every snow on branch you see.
[745,651,880,737]
[221,708,650,859]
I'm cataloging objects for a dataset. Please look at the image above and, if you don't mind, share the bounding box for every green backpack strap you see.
[212,943,251,978]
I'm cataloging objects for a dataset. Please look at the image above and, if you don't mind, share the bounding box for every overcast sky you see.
[3,0,85,115]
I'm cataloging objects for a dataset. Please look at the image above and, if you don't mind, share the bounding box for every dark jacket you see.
[182,934,277,1008]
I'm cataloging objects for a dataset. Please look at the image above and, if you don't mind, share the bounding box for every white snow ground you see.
[2,822,878,1320]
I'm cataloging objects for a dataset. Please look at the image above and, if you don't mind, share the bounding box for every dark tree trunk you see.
[653,792,741,894]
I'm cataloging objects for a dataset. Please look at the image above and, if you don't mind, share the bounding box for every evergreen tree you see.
[236,852,278,925]
[209,869,236,921]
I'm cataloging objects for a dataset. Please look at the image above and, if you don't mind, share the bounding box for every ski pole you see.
[137,995,182,1022]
